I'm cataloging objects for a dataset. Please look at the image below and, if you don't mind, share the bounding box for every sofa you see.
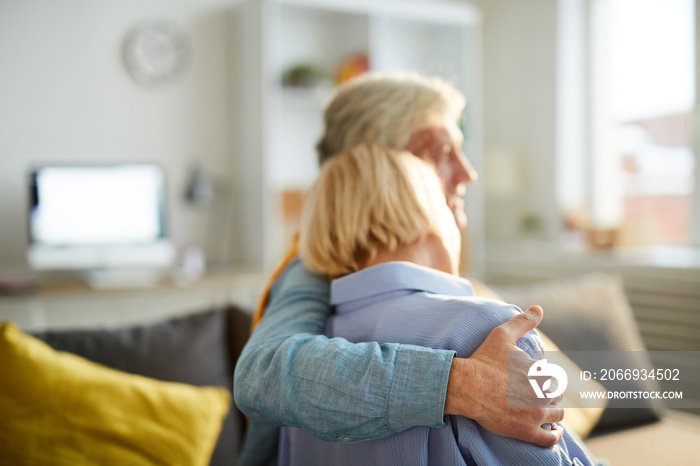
[1,272,698,465]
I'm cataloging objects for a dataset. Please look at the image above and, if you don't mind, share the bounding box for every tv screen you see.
[27,164,174,273]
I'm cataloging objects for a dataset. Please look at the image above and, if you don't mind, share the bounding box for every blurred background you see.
[0,0,696,294]
[1,0,697,278]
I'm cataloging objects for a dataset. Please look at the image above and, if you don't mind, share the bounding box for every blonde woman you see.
[280,146,600,466]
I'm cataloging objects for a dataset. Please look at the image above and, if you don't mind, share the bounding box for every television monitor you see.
[27,164,175,287]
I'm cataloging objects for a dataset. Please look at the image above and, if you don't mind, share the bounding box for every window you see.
[558,0,698,248]
[607,0,696,245]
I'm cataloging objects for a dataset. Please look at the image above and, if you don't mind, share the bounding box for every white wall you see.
[471,0,560,241]
[0,0,565,273]
[0,0,241,272]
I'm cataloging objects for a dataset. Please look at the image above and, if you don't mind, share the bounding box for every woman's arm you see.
[233,258,455,442]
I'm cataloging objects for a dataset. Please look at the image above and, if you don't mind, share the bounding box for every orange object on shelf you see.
[334,53,370,85]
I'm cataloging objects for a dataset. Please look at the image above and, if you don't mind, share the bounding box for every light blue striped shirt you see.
[279,262,600,466]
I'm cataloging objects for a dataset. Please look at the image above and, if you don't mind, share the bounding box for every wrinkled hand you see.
[444,305,565,447]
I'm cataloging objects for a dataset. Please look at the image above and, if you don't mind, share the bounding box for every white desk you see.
[0,270,265,332]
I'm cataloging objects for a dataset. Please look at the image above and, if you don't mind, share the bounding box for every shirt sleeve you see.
[233,258,456,443]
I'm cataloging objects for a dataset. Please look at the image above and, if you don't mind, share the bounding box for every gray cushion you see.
[32,307,243,466]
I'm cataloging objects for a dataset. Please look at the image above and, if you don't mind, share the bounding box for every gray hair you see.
[316,71,466,164]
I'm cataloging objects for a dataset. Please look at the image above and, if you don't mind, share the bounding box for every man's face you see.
[404,122,478,231]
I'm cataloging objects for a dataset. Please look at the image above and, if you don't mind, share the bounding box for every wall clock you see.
[123,21,190,87]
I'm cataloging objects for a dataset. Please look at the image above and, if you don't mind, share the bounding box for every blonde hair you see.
[316,71,466,164]
[300,146,460,279]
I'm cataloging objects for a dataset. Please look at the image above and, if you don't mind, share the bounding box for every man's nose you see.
[454,152,479,185]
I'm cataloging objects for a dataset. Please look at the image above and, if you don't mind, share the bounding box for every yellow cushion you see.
[0,322,231,466]
[470,278,607,439]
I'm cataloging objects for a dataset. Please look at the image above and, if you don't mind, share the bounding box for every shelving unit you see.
[230,0,484,275]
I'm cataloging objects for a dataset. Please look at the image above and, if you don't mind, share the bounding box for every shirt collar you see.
[330,261,474,306]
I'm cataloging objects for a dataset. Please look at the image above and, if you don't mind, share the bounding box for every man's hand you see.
[444,305,565,447]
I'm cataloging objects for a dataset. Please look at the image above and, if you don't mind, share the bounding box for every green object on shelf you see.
[282,64,323,87]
